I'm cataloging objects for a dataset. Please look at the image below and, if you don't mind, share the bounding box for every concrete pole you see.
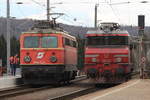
[94,4,98,28]
[7,0,11,75]
[47,0,50,21]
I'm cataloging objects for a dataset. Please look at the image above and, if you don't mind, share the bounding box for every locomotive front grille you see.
[21,65,65,73]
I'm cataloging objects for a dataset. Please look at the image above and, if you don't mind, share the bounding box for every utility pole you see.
[94,4,99,28]
[7,0,10,74]
[47,0,50,21]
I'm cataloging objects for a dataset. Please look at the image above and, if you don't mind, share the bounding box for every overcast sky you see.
[0,0,150,27]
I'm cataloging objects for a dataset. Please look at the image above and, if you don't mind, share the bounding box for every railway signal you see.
[141,57,146,64]
[138,15,146,79]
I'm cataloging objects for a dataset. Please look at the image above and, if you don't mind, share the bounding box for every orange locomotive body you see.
[84,23,132,84]
[20,21,77,84]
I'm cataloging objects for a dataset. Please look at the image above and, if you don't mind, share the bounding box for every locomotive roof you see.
[23,28,66,34]
[22,28,76,40]
[86,22,129,36]
[21,20,76,40]
[86,29,130,36]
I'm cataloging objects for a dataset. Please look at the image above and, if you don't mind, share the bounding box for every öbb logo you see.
[37,52,45,59]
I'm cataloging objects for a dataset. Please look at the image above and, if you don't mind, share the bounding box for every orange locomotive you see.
[20,21,77,84]
[84,23,132,84]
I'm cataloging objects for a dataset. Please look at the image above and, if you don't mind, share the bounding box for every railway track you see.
[48,83,116,100]
[48,73,140,100]
[0,85,27,95]
[0,85,53,99]
[49,86,98,100]
[0,75,87,99]
[131,71,140,79]
[0,74,139,100]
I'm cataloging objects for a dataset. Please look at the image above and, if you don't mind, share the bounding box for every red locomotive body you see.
[20,21,77,84]
[84,23,132,84]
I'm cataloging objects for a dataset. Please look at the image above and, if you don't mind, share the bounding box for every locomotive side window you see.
[24,36,39,48]
[65,38,70,46]
[73,41,77,48]
[41,36,58,48]
[70,40,74,47]
[64,38,77,48]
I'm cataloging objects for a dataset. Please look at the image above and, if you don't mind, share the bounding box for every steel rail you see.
[49,72,140,100]
[49,87,97,100]
[49,76,139,100]
[0,75,87,99]
[0,85,53,99]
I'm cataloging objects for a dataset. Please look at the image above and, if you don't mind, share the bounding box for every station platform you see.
[0,75,22,89]
[0,68,22,89]
[74,79,150,100]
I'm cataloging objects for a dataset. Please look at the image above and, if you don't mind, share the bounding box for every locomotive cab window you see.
[73,41,77,48]
[64,38,77,48]
[86,36,105,46]
[24,36,39,48]
[65,38,71,46]
[70,40,74,47]
[108,36,128,45]
[86,36,128,46]
[41,36,58,48]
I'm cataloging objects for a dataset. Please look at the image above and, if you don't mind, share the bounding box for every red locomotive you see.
[84,22,132,84]
[20,20,77,84]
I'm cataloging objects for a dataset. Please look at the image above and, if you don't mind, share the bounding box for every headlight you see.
[50,56,57,63]
[92,58,97,62]
[24,56,31,63]
[115,58,122,62]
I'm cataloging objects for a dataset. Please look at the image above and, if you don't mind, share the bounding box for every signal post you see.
[138,15,146,79]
